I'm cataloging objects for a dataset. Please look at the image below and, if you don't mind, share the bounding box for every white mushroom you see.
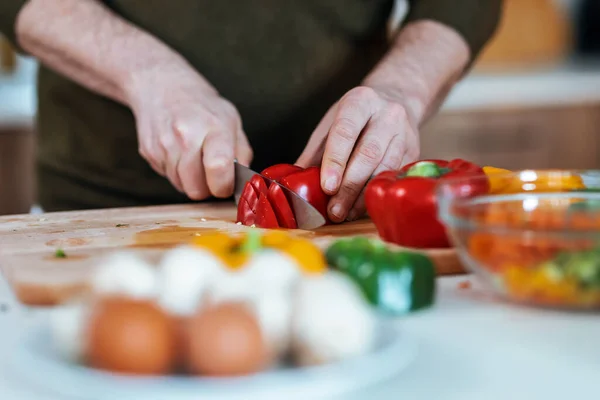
[240,249,302,295]
[206,269,257,305]
[91,251,158,299]
[291,271,376,366]
[157,246,227,316]
[49,300,90,362]
[248,293,294,360]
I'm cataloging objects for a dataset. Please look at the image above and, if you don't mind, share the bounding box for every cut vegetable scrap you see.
[55,248,67,258]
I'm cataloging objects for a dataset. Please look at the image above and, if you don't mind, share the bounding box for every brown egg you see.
[86,297,177,375]
[186,302,269,377]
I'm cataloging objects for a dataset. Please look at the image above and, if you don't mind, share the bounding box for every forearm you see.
[15,0,214,105]
[364,20,469,126]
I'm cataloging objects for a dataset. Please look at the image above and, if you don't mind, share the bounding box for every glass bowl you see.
[437,169,600,310]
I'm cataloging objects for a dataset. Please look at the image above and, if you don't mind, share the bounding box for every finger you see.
[202,128,236,198]
[158,131,184,193]
[346,187,367,221]
[321,87,376,195]
[235,128,254,167]
[346,135,408,221]
[296,104,338,168]
[327,109,399,222]
[178,145,210,200]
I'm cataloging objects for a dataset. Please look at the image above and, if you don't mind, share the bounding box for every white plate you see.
[8,319,417,400]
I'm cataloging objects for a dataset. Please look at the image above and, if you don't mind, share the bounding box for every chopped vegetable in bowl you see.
[437,169,600,310]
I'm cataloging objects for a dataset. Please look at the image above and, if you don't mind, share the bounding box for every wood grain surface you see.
[0,203,463,306]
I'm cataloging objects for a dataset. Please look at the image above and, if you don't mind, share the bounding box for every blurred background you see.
[1,0,600,216]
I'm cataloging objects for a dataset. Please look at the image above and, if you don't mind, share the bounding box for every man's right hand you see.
[127,63,253,200]
[13,0,252,201]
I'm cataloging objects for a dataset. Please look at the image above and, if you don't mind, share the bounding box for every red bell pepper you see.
[237,164,331,229]
[365,159,488,249]
[279,167,329,221]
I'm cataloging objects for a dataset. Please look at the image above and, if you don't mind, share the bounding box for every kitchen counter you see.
[2,58,600,128]
[1,272,598,400]
[444,60,600,111]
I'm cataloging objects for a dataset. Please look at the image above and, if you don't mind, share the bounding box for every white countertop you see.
[444,61,600,112]
[1,272,598,400]
[2,58,600,128]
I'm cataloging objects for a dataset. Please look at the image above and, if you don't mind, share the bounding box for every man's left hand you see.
[297,85,420,223]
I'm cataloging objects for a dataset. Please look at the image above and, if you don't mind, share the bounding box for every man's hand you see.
[297,20,471,223]
[14,0,252,200]
[297,86,419,223]
[129,64,252,200]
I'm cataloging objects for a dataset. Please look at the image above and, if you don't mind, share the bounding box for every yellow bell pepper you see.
[483,166,512,194]
[503,264,580,306]
[191,230,326,274]
[192,232,249,268]
[282,239,327,275]
[483,166,586,194]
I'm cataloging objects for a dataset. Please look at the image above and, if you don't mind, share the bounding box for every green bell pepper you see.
[325,237,436,314]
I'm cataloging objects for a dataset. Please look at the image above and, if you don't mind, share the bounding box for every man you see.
[0,0,501,222]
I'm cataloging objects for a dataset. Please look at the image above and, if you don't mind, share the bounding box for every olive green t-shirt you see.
[0,0,501,211]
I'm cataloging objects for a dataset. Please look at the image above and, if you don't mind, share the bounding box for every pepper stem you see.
[240,229,263,254]
[405,161,443,178]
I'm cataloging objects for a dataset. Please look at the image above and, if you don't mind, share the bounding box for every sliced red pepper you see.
[250,175,269,197]
[237,163,330,229]
[236,196,256,226]
[267,182,297,229]
[240,181,259,211]
[261,164,303,182]
[365,159,488,249]
[280,166,330,223]
[254,193,280,229]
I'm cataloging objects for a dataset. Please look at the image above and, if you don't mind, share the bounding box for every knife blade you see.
[233,161,326,230]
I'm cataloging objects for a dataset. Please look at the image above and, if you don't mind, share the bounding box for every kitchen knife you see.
[233,161,326,230]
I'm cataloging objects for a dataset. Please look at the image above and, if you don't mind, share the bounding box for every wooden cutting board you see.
[0,203,463,306]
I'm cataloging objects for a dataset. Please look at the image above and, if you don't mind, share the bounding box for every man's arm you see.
[4,0,215,105]
[302,0,502,222]
[0,0,251,200]
[366,0,502,125]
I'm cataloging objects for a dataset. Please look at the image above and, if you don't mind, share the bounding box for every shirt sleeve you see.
[403,0,502,62]
[0,0,29,47]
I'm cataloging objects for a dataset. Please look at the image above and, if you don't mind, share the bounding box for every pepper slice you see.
[326,237,436,314]
[250,175,269,197]
[255,193,280,229]
[267,182,297,229]
[236,197,256,226]
[262,164,303,182]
